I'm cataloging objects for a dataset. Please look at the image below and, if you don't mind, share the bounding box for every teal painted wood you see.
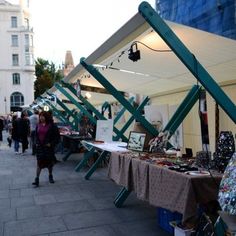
[139,2,236,124]
[114,187,131,208]
[62,150,72,161]
[114,187,127,202]
[101,101,110,113]
[39,98,71,126]
[62,82,128,142]
[47,91,79,127]
[84,150,109,180]
[168,87,201,135]
[80,58,158,136]
[164,85,201,134]
[44,100,77,129]
[114,97,135,124]
[54,83,97,123]
[46,92,79,130]
[74,148,95,172]
[116,96,150,140]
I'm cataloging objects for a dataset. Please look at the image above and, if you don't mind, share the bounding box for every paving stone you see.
[63,210,122,230]
[0,132,171,236]
[20,187,41,197]
[112,204,156,222]
[0,222,3,236]
[54,192,82,203]
[9,189,20,198]
[0,189,9,199]
[10,196,35,208]
[4,216,66,236]
[110,218,171,236]
[50,225,116,236]
[0,180,10,190]
[0,198,10,209]
[17,205,44,220]
[42,199,94,217]
[87,196,117,210]
[34,194,57,205]
[0,208,16,222]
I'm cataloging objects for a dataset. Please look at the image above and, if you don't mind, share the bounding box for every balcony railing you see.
[19,26,34,32]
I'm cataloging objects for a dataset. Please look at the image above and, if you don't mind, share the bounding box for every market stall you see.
[108,151,222,223]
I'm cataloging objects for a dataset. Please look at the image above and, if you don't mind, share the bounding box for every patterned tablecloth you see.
[108,152,222,222]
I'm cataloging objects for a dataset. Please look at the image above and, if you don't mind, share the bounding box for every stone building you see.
[0,0,34,114]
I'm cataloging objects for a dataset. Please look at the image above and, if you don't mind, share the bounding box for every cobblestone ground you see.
[0,131,170,236]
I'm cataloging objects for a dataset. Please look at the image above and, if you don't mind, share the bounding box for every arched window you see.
[10,92,24,107]
[12,73,20,85]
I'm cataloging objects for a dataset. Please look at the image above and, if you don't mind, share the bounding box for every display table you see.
[62,134,92,161]
[75,141,128,179]
[108,152,222,222]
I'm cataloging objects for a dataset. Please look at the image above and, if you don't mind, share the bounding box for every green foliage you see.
[34,58,63,98]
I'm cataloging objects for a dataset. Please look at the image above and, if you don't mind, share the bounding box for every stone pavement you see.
[0,131,170,236]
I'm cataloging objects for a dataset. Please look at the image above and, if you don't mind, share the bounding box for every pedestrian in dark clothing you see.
[17,112,30,154]
[32,111,58,187]
[29,110,39,155]
[0,117,4,148]
[11,114,20,153]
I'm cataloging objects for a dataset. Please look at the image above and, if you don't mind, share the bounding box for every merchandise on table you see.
[212,131,235,172]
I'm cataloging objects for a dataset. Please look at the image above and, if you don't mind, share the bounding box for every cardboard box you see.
[157,207,182,234]
[174,226,194,236]
[170,221,194,236]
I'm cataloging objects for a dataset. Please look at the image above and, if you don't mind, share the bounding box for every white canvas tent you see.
[45,6,236,152]
[56,12,236,105]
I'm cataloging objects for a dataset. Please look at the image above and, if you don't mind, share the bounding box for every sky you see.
[8,0,156,67]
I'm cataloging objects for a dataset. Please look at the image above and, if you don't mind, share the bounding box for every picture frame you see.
[127,131,146,152]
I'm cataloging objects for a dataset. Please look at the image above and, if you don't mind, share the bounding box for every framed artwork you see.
[95,119,113,142]
[144,104,169,132]
[127,131,146,152]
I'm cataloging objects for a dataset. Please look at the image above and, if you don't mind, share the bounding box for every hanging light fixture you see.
[128,43,141,62]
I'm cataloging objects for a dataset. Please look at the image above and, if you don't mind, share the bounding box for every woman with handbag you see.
[32,111,58,187]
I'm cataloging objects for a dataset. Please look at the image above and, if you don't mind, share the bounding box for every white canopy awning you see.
[55,11,236,105]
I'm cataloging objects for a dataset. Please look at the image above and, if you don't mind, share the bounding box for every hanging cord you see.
[132,40,172,52]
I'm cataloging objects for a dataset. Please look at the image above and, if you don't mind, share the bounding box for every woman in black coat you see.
[32,111,59,187]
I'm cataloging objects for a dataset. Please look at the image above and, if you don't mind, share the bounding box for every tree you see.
[34,58,63,98]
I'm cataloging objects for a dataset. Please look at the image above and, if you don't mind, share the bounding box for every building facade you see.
[0,0,34,114]
[156,0,236,40]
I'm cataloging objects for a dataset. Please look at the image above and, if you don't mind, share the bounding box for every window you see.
[25,53,34,65]
[12,54,19,66]
[12,73,20,85]
[24,18,29,29]
[11,16,17,28]
[25,34,29,45]
[10,92,24,107]
[25,54,30,65]
[25,34,29,52]
[30,35,33,47]
[11,35,18,46]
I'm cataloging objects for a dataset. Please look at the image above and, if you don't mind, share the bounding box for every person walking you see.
[17,112,30,154]
[32,111,58,187]
[11,114,20,153]
[0,116,4,149]
[29,110,39,155]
